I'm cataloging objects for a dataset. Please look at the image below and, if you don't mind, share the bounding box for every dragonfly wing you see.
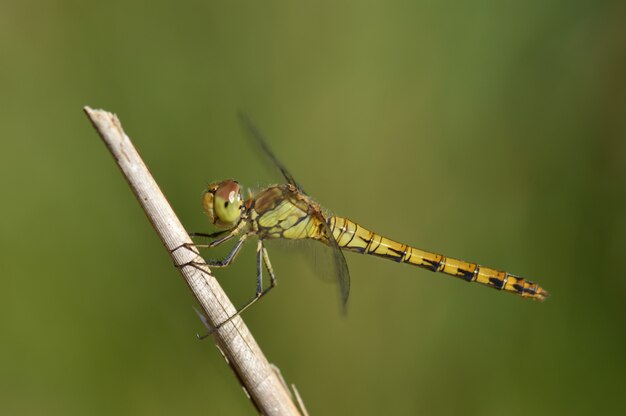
[320,218,351,311]
[237,112,306,193]
[238,113,350,308]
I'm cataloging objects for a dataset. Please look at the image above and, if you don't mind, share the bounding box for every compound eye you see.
[213,180,243,226]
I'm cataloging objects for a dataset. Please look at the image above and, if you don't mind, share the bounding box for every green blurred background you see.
[1,1,625,415]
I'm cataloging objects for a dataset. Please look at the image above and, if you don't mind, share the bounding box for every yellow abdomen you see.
[328,216,549,301]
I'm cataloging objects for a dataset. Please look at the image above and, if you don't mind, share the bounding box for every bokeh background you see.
[1,1,625,415]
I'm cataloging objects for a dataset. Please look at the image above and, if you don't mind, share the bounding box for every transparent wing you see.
[267,236,351,310]
[237,111,306,193]
[238,113,351,307]
[320,218,351,311]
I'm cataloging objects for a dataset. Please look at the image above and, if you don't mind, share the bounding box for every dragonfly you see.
[186,114,549,328]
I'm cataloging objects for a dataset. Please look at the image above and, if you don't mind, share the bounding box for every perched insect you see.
[186,114,549,328]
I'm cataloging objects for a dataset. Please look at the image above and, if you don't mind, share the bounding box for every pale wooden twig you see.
[84,107,301,415]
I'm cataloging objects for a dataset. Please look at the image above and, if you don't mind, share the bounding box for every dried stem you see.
[84,107,301,415]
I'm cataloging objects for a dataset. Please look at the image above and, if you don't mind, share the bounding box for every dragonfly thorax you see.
[202,179,244,228]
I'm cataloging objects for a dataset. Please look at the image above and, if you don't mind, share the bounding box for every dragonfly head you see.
[202,179,244,228]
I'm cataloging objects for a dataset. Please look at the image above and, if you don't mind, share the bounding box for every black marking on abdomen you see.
[388,247,406,262]
[513,278,537,295]
[351,232,372,254]
[512,283,524,294]
[457,268,475,282]
[421,258,441,272]
[489,277,504,289]
[348,244,367,254]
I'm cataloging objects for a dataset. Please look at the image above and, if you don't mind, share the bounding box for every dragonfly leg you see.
[192,229,237,249]
[169,229,233,255]
[261,243,277,289]
[186,219,248,250]
[255,239,264,293]
[177,234,249,275]
[204,234,249,268]
[189,229,230,239]
[189,235,251,340]
[213,240,277,330]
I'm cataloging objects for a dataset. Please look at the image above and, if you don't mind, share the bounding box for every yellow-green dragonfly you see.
[187,115,549,327]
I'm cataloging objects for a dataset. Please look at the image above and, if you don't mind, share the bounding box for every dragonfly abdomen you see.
[328,216,549,301]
